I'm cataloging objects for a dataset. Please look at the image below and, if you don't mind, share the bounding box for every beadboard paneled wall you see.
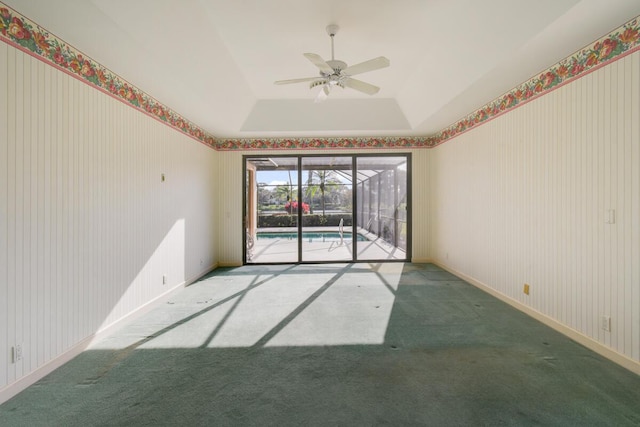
[0,44,218,393]
[216,149,430,265]
[429,51,640,366]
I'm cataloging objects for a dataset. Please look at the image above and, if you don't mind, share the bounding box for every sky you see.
[257,170,351,187]
[257,171,298,187]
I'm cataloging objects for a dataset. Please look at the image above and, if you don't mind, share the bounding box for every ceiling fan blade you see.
[303,53,335,75]
[314,85,330,103]
[341,56,390,76]
[274,77,321,85]
[343,78,380,95]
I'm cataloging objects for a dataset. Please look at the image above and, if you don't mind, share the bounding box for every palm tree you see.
[287,170,294,214]
[305,170,315,214]
[274,185,290,204]
[305,170,341,216]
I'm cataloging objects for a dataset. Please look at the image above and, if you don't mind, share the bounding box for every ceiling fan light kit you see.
[275,24,390,102]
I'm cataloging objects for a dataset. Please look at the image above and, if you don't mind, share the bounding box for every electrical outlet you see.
[601,315,611,332]
[162,275,167,285]
[523,284,530,295]
[604,209,615,224]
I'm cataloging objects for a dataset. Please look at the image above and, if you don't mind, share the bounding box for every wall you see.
[215,149,430,266]
[429,50,640,370]
[0,42,218,397]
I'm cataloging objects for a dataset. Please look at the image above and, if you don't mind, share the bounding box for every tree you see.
[287,170,294,214]
[257,183,273,206]
[304,170,342,216]
[273,185,290,204]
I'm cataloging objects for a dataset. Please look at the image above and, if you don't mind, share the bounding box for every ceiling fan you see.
[274,25,390,102]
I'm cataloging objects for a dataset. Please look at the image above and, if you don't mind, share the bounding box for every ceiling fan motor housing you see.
[325,60,347,74]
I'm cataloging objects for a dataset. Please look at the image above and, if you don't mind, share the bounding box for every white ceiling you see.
[6,0,640,139]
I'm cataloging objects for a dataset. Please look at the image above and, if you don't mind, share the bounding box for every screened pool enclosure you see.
[244,154,411,264]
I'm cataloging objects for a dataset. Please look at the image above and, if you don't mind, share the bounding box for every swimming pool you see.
[256,232,368,242]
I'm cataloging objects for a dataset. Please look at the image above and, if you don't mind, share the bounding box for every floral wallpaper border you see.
[425,15,640,148]
[215,136,433,151]
[0,2,216,148]
[1,2,639,152]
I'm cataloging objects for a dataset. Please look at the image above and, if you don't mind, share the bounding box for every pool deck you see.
[249,227,406,263]
[257,227,349,233]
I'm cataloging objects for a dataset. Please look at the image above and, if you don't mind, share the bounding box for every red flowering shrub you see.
[284,201,310,214]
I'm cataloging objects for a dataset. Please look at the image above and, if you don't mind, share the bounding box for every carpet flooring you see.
[1,263,639,426]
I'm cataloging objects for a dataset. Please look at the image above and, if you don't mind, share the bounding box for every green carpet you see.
[1,263,639,426]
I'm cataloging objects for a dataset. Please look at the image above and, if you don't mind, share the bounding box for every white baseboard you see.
[0,334,95,406]
[0,264,218,405]
[432,260,640,376]
[219,261,243,267]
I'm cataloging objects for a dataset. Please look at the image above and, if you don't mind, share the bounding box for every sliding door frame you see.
[243,153,412,265]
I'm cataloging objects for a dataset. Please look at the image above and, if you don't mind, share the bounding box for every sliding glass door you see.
[355,156,409,260]
[301,156,353,262]
[244,154,410,264]
[245,157,299,263]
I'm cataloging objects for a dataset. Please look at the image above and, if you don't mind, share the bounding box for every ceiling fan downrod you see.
[327,24,339,61]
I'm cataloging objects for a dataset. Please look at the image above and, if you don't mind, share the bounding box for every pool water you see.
[257,232,368,242]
